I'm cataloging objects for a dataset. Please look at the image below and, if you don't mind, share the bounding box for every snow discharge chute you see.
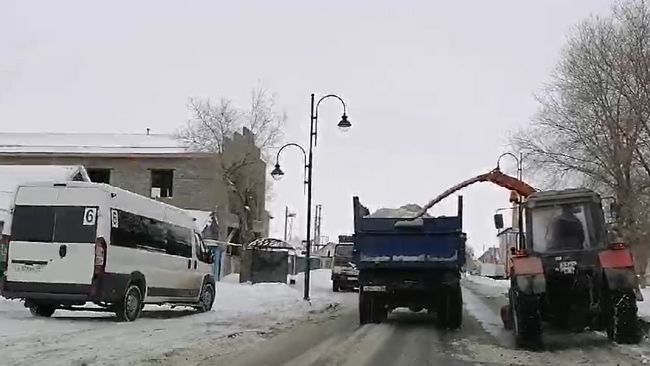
[412,168,537,219]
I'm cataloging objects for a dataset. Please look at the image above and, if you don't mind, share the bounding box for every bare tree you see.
[176,83,286,244]
[511,0,650,275]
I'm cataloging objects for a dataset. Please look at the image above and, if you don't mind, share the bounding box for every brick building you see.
[0,128,270,242]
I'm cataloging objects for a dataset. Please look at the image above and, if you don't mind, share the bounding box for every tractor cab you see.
[525,189,607,256]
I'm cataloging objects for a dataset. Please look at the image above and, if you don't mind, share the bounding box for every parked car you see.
[0,181,216,321]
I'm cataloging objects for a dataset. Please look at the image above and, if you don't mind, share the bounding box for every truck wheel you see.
[333,281,340,292]
[606,289,641,344]
[29,304,56,318]
[408,305,423,313]
[370,297,387,324]
[447,285,463,329]
[359,292,371,325]
[512,291,543,349]
[437,285,463,329]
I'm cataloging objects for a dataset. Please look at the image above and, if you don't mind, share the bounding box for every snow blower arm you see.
[412,168,537,219]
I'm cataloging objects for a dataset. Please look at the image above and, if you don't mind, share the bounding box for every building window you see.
[151,169,174,198]
[87,168,111,184]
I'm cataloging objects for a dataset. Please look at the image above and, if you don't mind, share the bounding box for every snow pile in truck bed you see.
[366,203,432,218]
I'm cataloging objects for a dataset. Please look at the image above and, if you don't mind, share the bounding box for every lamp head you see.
[337,114,352,132]
[270,164,285,180]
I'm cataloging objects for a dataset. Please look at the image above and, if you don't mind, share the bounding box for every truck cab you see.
[331,243,358,292]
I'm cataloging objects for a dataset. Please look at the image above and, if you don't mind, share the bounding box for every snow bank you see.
[464,275,510,298]
[466,275,510,289]
[0,269,354,366]
[638,288,650,321]
[367,203,432,218]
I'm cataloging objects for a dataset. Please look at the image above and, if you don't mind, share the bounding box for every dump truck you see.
[352,196,467,328]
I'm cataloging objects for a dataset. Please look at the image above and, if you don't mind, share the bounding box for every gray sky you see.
[1,0,615,255]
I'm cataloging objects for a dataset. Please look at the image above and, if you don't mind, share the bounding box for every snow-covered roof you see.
[0,165,91,211]
[0,132,192,155]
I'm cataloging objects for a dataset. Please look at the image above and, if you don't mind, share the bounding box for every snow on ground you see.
[464,274,509,298]
[0,269,355,366]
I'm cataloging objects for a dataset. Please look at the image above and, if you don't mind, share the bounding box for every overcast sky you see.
[1,0,616,255]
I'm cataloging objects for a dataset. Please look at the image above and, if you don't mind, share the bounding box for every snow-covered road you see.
[0,269,357,366]
[202,276,650,366]
[4,272,650,366]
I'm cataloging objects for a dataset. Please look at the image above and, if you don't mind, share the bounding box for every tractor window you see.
[529,204,592,253]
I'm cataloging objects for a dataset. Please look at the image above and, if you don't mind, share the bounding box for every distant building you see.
[497,227,519,264]
[313,242,338,258]
[477,247,500,264]
[0,129,270,242]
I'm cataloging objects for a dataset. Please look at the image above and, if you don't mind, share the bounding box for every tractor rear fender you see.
[512,256,544,276]
[598,248,635,269]
[515,274,546,295]
[511,256,545,295]
[599,248,641,297]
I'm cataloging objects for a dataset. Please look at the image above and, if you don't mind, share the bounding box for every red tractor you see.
[415,169,643,349]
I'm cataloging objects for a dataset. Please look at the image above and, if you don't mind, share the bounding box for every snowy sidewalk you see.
[0,269,355,366]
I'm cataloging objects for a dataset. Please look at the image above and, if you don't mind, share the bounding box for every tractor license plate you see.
[363,285,387,292]
[558,261,577,274]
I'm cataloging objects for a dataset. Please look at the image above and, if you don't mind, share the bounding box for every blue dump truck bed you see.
[353,197,466,270]
[352,196,466,327]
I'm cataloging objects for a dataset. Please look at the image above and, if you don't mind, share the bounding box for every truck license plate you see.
[363,285,386,292]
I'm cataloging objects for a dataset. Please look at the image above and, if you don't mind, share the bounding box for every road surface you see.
[198,282,648,366]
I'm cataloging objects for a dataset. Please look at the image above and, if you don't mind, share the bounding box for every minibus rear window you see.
[11,205,98,244]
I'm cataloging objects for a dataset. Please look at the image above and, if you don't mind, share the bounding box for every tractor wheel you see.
[512,290,543,350]
[606,289,641,344]
[501,304,514,330]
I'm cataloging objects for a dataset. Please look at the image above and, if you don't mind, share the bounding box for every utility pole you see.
[284,207,296,242]
[283,206,289,241]
[314,204,322,250]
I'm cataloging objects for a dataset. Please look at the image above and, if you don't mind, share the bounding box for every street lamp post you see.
[496,152,525,251]
[271,93,351,301]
